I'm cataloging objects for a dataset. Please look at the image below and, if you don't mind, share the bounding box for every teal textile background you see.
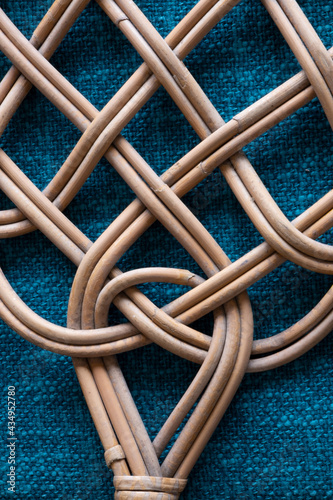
[0,0,332,498]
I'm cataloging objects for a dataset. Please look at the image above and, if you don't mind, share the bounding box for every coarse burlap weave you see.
[0,0,332,498]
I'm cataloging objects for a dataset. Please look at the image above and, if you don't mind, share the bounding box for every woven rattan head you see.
[0,0,332,498]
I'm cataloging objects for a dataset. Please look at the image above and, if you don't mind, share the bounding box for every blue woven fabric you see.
[0,0,332,498]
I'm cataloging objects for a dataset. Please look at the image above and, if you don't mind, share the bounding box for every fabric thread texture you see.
[0,0,332,498]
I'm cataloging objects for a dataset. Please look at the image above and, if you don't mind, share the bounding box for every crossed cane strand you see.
[0,0,332,497]
[0,0,331,274]
[0,1,332,290]
[0,0,330,362]
[0,0,330,366]
[0,0,238,233]
[1,2,332,274]
[0,0,330,386]
[0,1,330,366]
[100,3,330,472]
[0,0,252,486]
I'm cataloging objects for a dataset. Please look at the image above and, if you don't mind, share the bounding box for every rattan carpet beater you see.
[0,0,332,498]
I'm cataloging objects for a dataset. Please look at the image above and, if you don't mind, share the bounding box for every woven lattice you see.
[0,0,332,498]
